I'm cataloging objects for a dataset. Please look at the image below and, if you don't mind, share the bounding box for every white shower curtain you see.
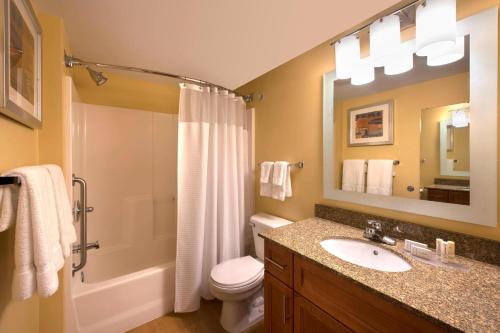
[175,83,254,313]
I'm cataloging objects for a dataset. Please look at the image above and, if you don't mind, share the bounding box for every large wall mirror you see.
[323,7,497,226]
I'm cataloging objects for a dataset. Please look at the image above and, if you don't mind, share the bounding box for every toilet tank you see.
[251,213,292,260]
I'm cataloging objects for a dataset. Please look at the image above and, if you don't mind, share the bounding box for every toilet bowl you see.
[209,213,292,333]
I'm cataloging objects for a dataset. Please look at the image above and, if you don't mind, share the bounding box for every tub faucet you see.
[363,220,396,246]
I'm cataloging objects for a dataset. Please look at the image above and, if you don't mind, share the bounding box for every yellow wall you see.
[238,0,500,241]
[72,68,179,113]
[335,72,469,198]
[0,8,70,333]
[447,126,470,171]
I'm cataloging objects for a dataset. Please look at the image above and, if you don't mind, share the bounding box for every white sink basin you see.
[320,239,411,272]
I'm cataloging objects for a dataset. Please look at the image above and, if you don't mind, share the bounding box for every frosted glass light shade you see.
[427,36,464,66]
[416,0,457,57]
[335,35,360,79]
[370,14,401,67]
[351,57,375,85]
[384,40,415,75]
[451,109,469,128]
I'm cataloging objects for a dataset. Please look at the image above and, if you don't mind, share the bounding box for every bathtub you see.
[72,262,175,333]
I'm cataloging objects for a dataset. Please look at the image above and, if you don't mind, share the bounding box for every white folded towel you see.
[0,181,19,232]
[272,162,292,201]
[0,165,74,300]
[44,165,77,258]
[366,160,394,196]
[259,162,273,197]
[341,159,366,192]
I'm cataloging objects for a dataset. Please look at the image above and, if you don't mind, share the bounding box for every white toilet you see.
[209,213,292,333]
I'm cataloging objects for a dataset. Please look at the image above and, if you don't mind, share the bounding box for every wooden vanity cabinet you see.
[264,272,293,333]
[264,241,294,333]
[263,240,447,333]
[427,188,470,205]
[294,294,352,333]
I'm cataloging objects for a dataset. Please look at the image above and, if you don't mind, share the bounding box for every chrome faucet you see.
[363,220,396,246]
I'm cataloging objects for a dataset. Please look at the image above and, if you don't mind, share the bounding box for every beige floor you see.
[127,299,264,333]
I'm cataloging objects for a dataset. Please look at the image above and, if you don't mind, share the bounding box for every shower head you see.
[86,66,108,86]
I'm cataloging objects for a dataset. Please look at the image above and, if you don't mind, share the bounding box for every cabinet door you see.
[265,272,293,333]
[294,294,352,333]
[449,190,470,205]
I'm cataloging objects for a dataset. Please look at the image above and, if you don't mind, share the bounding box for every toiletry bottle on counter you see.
[436,238,444,256]
[446,241,455,260]
[440,241,449,263]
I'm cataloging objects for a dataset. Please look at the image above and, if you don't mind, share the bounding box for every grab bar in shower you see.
[72,174,96,275]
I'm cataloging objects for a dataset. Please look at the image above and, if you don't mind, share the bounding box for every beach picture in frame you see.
[0,0,42,128]
[348,100,393,146]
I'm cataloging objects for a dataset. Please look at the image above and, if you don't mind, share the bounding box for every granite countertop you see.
[260,218,500,332]
[425,184,470,192]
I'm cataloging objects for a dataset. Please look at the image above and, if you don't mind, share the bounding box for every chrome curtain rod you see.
[64,53,253,103]
[329,0,424,46]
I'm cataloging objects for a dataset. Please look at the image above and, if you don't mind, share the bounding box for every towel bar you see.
[363,160,400,165]
[257,161,304,169]
[0,176,21,185]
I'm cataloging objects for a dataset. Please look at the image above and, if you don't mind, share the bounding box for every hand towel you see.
[44,165,77,258]
[259,162,273,197]
[272,162,292,201]
[0,181,19,231]
[341,159,366,192]
[0,166,66,300]
[272,161,288,186]
[366,160,394,196]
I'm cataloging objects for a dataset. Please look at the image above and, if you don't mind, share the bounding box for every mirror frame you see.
[322,7,498,226]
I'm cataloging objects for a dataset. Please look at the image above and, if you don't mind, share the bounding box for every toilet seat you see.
[210,256,264,294]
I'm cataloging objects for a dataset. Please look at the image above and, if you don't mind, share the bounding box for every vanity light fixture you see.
[351,57,375,85]
[416,0,457,57]
[427,35,465,66]
[384,40,415,75]
[335,35,360,80]
[370,14,401,67]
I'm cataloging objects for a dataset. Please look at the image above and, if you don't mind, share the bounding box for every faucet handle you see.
[367,220,382,230]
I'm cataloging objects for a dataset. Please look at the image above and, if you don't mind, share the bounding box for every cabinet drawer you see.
[294,255,446,333]
[265,240,294,287]
[294,293,352,333]
[427,189,449,203]
[265,272,293,333]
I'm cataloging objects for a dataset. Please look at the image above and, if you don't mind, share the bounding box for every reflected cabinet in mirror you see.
[323,5,497,226]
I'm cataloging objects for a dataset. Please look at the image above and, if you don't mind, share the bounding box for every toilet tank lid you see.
[250,213,293,228]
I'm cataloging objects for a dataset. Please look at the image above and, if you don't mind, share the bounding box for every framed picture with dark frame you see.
[348,100,393,147]
[0,0,42,128]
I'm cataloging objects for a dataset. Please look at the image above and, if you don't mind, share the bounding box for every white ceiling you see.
[33,0,401,89]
